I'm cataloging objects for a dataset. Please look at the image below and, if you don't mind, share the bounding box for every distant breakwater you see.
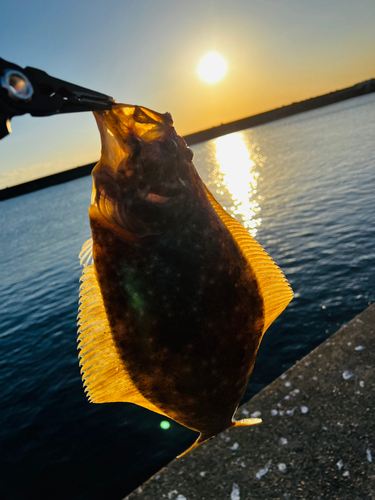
[183,78,375,145]
[1,78,374,202]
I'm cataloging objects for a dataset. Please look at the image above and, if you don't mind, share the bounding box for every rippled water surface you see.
[1,94,375,499]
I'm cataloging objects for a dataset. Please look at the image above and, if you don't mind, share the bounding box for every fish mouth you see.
[92,103,175,192]
[91,104,191,237]
[94,103,173,146]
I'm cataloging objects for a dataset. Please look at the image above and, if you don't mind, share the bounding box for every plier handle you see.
[0,58,114,140]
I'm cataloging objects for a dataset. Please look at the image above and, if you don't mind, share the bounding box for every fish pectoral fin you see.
[231,418,262,427]
[77,263,168,417]
[177,433,208,458]
[204,186,293,335]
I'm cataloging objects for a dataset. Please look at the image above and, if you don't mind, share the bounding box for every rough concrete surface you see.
[126,304,375,500]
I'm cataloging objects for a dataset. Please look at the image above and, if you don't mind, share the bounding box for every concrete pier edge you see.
[125,304,375,499]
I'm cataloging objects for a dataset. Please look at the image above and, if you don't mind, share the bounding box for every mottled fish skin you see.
[79,103,291,452]
[90,199,263,438]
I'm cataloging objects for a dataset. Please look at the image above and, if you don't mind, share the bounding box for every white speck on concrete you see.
[298,375,303,379]
[343,471,350,477]
[366,449,372,462]
[256,460,272,479]
[359,381,365,388]
[305,361,311,366]
[251,411,261,418]
[337,422,344,427]
[278,463,287,473]
[301,406,309,414]
[241,409,249,416]
[312,376,318,381]
[200,471,206,477]
[235,457,246,468]
[168,491,178,499]
[343,371,354,380]
[281,374,287,380]
[355,345,365,351]
[286,407,298,416]
[355,390,361,395]
[279,410,285,416]
[347,342,352,346]
[289,389,300,397]
[155,475,160,480]
[279,438,288,445]
[220,434,231,442]
[322,426,328,431]
[285,381,291,387]
[231,442,239,451]
[231,483,240,500]
[271,409,278,416]
[356,318,364,323]
[337,459,344,470]
[177,496,186,500]
[284,395,290,400]
[283,494,291,499]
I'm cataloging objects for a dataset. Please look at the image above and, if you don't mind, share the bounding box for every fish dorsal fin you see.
[204,186,293,334]
[77,261,168,417]
[79,238,93,268]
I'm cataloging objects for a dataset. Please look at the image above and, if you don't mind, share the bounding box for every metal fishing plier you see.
[0,57,114,140]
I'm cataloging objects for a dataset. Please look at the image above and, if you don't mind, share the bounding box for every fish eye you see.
[184,147,194,162]
[163,139,178,155]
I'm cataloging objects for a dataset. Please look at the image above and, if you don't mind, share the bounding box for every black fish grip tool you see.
[0,57,114,140]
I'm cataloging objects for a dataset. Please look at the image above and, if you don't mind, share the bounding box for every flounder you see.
[77,104,293,456]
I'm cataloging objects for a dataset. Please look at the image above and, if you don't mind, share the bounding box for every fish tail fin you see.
[177,433,209,458]
[231,418,262,428]
[177,417,262,458]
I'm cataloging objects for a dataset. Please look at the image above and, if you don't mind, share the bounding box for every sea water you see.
[1,93,374,499]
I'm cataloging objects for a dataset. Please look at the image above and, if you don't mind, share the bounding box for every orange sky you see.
[1,0,375,188]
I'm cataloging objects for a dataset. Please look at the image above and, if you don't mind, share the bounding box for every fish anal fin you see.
[77,259,168,418]
[204,186,293,334]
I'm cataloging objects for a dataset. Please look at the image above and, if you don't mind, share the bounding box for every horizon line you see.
[1,77,374,201]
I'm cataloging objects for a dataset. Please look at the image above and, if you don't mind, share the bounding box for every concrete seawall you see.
[126,304,375,500]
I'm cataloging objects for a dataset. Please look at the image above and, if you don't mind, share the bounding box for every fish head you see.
[92,104,198,238]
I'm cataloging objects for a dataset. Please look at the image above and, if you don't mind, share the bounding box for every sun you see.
[197,52,228,84]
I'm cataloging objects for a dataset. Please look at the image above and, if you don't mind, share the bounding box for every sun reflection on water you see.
[208,132,264,236]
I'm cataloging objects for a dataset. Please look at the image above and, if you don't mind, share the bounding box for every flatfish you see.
[77,104,293,455]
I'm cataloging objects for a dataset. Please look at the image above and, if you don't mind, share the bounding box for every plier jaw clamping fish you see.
[0,57,114,140]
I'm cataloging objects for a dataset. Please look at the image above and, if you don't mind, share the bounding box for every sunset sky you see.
[1,0,375,188]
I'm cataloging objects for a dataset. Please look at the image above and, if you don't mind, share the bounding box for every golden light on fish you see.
[197,52,228,84]
[212,133,262,237]
[77,104,293,457]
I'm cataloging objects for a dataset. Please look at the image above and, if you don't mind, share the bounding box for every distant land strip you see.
[1,78,374,202]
